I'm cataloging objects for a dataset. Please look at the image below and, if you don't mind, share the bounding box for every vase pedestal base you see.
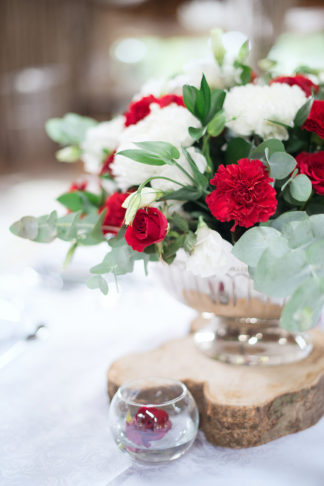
[108,329,324,448]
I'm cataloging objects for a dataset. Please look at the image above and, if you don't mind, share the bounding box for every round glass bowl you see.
[109,377,199,463]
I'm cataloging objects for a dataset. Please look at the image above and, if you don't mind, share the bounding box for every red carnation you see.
[157,94,185,108]
[100,192,128,235]
[69,181,88,192]
[125,207,168,252]
[124,94,185,127]
[100,151,116,176]
[296,151,324,195]
[270,75,319,97]
[206,159,277,231]
[302,100,324,139]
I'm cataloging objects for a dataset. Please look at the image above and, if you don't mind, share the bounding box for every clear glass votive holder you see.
[109,377,199,463]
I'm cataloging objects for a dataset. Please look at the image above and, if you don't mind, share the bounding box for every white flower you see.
[186,225,243,278]
[122,187,163,225]
[81,116,124,173]
[151,147,207,192]
[111,103,200,190]
[224,83,307,140]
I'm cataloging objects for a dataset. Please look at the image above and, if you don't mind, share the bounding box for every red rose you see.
[100,151,116,176]
[296,151,324,195]
[100,192,128,235]
[125,207,168,252]
[69,181,88,192]
[302,100,324,139]
[270,75,319,97]
[124,94,185,127]
[206,159,277,231]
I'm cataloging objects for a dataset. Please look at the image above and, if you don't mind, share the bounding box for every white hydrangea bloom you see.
[111,103,201,190]
[151,147,207,192]
[224,83,307,140]
[81,116,124,173]
[186,226,243,278]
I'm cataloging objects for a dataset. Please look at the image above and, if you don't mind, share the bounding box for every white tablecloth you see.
[0,177,323,486]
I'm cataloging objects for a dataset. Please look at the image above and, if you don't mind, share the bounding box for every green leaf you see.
[207,110,225,137]
[289,174,312,202]
[195,75,211,124]
[270,211,308,232]
[210,28,225,66]
[188,126,205,141]
[56,211,82,241]
[133,141,180,161]
[305,238,324,267]
[63,241,78,268]
[162,186,203,201]
[254,247,309,298]
[170,213,189,232]
[239,65,252,85]
[225,137,251,164]
[233,226,288,268]
[268,152,296,180]
[183,84,197,115]
[117,149,166,166]
[183,231,197,252]
[86,275,109,295]
[10,216,38,240]
[56,145,81,163]
[57,190,103,212]
[207,89,226,123]
[91,244,141,276]
[250,139,285,160]
[45,113,97,145]
[77,210,106,246]
[162,235,185,263]
[182,147,209,188]
[294,98,313,127]
[236,39,249,64]
[280,277,324,331]
[282,219,314,249]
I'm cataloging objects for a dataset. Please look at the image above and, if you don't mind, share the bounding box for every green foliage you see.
[86,275,109,295]
[183,75,226,127]
[118,141,180,166]
[250,139,285,160]
[294,98,313,127]
[268,152,296,180]
[225,138,252,164]
[10,209,106,246]
[207,110,225,137]
[233,212,324,331]
[45,113,97,145]
[57,190,104,213]
[289,174,312,202]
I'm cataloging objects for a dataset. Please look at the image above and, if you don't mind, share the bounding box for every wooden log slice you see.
[107,330,324,448]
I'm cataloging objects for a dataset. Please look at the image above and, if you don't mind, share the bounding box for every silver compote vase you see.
[160,259,313,366]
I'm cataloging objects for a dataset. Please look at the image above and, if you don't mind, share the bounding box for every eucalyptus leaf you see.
[289,174,312,202]
[250,139,285,160]
[233,226,288,268]
[280,277,324,331]
[268,152,296,180]
[86,275,109,295]
[254,247,309,298]
[45,113,97,145]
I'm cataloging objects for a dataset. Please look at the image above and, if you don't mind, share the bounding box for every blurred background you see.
[1,0,324,176]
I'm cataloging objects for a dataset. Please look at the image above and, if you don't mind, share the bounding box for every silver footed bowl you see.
[159,259,313,366]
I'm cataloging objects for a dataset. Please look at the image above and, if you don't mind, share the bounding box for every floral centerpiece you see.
[11,30,324,337]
